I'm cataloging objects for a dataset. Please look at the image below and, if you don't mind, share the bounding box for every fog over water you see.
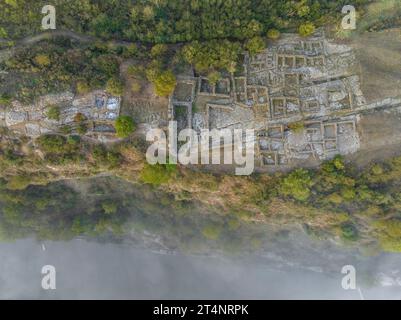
[0,238,401,299]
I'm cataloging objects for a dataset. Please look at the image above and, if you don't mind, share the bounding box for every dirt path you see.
[1,29,134,51]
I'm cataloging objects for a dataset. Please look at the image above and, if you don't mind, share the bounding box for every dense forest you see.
[0,0,372,43]
[0,0,382,103]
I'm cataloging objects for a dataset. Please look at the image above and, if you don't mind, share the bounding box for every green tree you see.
[299,22,316,37]
[267,29,280,40]
[207,70,221,85]
[76,81,90,94]
[151,44,168,58]
[153,70,177,97]
[245,36,265,56]
[280,169,313,202]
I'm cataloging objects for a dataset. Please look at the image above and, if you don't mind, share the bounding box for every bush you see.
[92,145,121,168]
[127,65,145,79]
[76,123,87,135]
[6,175,31,191]
[115,115,135,138]
[341,223,358,241]
[207,70,221,85]
[67,135,80,145]
[140,163,176,186]
[0,27,7,38]
[131,80,142,93]
[374,219,401,252]
[37,135,66,153]
[150,44,168,58]
[102,201,118,215]
[288,121,304,133]
[267,29,281,40]
[73,113,86,123]
[106,77,124,96]
[34,54,51,67]
[371,163,384,176]
[299,22,316,37]
[202,223,222,240]
[341,187,356,201]
[280,169,313,202]
[76,81,90,94]
[0,93,11,106]
[245,36,265,56]
[46,105,60,121]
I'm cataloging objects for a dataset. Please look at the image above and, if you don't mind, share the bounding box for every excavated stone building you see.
[0,90,121,142]
[171,30,365,167]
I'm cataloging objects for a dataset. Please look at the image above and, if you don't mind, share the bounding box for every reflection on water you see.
[0,177,400,299]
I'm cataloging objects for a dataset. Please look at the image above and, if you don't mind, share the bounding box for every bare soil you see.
[350,28,401,103]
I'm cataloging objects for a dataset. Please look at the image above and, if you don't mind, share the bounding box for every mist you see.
[0,239,400,299]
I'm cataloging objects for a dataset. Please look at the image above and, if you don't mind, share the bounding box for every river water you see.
[0,238,401,299]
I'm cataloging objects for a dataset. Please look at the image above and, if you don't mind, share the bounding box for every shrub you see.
[151,44,168,58]
[76,123,87,135]
[131,80,142,93]
[76,81,90,94]
[341,187,356,201]
[288,121,304,133]
[207,70,221,85]
[34,54,51,67]
[67,135,80,146]
[106,77,124,96]
[37,135,66,153]
[299,22,316,37]
[102,201,118,215]
[106,151,121,168]
[202,224,222,240]
[92,145,121,168]
[115,115,135,138]
[153,70,177,97]
[6,175,31,190]
[140,163,176,186]
[374,219,401,252]
[280,169,313,202]
[0,93,11,106]
[245,36,265,56]
[60,125,72,135]
[321,155,345,174]
[341,223,359,241]
[74,113,86,123]
[267,29,281,40]
[0,27,7,38]
[46,105,60,121]
[371,163,384,176]
[127,65,145,79]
